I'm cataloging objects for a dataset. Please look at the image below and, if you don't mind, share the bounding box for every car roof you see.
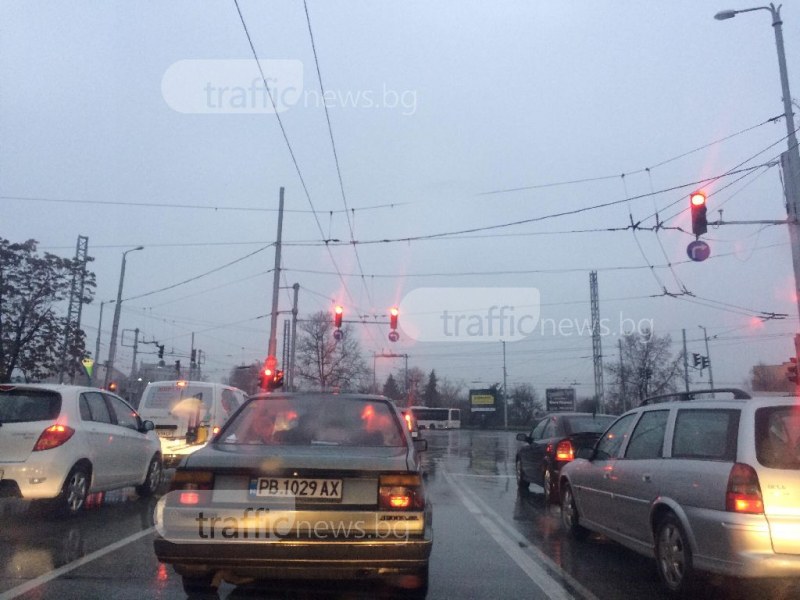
[0,383,97,393]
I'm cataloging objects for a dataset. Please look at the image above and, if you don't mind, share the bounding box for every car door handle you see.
[642,474,652,483]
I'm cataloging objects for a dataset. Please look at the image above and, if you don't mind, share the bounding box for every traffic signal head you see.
[108,381,118,392]
[270,369,284,390]
[334,305,344,329]
[788,357,798,384]
[701,356,710,369]
[690,191,708,236]
[158,344,164,359]
[692,353,701,367]
[389,306,399,330]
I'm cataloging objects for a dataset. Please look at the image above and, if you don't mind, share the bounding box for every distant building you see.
[751,363,794,393]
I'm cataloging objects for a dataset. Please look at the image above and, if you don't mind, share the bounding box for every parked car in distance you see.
[515,412,615,504]
[154,392,432,597]
[559,388,800,595]
[0,383,162,515]
[138,380,246,468]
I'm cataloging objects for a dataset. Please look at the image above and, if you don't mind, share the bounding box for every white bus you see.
[410,406,461,430]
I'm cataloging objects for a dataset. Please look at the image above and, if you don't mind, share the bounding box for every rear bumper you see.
[154,534,432,579]
[0,453,74,499]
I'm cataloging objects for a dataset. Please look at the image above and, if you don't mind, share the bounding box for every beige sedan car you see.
[154,392,431,597]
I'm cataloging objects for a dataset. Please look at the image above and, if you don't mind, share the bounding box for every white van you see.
[138,380,247,468]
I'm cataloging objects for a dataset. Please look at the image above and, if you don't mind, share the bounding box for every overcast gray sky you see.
[3,1,799,396]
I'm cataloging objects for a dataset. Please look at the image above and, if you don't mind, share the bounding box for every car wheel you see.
[181,574,217,597]
[515,458,529,490]
[55,465,90,516]
[543,468,556,505]
[655,513,695,596]
[136,455,162,497]
[560,483,589,541]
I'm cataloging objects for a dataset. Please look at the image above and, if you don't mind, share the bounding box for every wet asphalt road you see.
[1,429,799,600]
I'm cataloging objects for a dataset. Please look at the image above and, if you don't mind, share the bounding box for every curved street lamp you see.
[104,246,143,388]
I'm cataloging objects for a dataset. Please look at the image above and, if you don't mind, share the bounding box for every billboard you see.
[469,388,496,413]
[545,388,576,412]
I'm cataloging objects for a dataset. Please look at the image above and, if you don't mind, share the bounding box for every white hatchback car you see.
[0,383,163,514]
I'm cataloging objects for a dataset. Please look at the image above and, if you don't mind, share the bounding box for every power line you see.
[232,0,368,338]
[0,195,406,214]
[478,115,782,196]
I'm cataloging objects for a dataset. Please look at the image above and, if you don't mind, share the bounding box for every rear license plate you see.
[250,477,342,499]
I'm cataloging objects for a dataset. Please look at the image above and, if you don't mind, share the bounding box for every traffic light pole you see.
[265,187,285,384]
[717,5,800,394]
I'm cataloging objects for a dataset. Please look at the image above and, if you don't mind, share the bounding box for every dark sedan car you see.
[515,412,615,504]
[154,392,431,597]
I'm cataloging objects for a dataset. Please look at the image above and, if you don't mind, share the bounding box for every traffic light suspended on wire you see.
[690,191,708,237]
[334,305,344,329]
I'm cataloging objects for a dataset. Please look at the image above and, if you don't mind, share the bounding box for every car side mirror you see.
[576,446,594,460]
[141,420,155,432]
[515,433,531,444]
[414,438,428,453]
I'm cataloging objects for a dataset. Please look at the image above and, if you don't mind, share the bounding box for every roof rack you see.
[641,388,752,405]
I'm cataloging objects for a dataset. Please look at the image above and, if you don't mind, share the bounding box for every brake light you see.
[404,413,414,432]
[555,440,575,462]
[33,424,75,451]
[170,470,214,505]
[379,474,424,510]
[726,463,764,514]
[179,492,201,505]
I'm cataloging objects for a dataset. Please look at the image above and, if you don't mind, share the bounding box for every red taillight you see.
[33,424,75,451]
[726,463,764,514]
[379,474,424,510]
[404,413,414,432]
[179,492,201,505]
[170,470,214,505]
[555,440,575,462]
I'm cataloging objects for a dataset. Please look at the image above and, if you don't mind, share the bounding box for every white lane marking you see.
[0,526,156,600]
[450,473,600,600]
[442,469,574,600]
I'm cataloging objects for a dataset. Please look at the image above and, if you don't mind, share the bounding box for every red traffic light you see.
[389,306,399,330]
[334,305,344,329]
[690,191,708,236]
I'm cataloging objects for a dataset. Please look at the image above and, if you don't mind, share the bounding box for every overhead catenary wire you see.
[231,0,372,346]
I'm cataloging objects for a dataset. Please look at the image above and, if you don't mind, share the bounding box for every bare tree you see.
[605,329,683,413]
[295,311,369,392]
[1,238,95,382]
[508,383,542,425]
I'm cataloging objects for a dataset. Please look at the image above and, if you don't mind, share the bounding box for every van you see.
[138,380,247,468]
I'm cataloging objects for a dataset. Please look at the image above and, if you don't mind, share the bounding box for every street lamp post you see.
[104,246,143,388]
[715,5,800,324]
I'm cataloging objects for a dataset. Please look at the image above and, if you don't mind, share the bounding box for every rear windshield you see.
[220,396,406,448]
[0,389,61,423]
[142,384,211,411]
[756,406,800,470]
[564,415,615,434]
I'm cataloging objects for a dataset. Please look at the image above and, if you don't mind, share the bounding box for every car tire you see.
[655,513,695,596]
[54,464,90,516]
[181,574,217,597]
[515,458,529,490]
[136,455,162,497]
[543,468,556,505]
[560,483,589,541]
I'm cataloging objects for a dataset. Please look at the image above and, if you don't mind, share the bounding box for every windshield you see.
[220,395,406,448]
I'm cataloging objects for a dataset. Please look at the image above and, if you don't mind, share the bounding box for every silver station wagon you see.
[558,389,800,595]
[153,392,432,597]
